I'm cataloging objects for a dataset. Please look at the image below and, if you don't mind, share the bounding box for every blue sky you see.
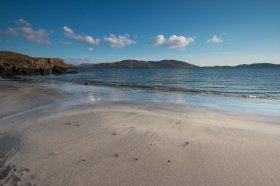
[1,0,280,66]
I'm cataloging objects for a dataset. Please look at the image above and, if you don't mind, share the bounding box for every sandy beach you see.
[1,80,280,186]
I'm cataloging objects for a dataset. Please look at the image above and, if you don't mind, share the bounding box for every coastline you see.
[1,80,280,185]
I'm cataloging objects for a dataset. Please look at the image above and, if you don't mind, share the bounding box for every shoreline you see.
[1,80,280,185]
[2,76,280,116]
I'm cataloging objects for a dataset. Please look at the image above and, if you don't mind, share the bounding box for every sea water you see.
[17,68,280,115]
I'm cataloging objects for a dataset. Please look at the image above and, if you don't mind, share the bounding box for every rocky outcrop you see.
[0,51,77,76]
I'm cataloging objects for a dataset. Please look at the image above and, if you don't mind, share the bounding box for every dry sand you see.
[0,80,280,186]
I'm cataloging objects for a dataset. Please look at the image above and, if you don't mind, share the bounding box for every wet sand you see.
[0,80,280,186]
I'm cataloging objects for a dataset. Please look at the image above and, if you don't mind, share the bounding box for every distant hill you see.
[205,63,280,69]
[2,51,279,70]
[0,51,31,59]
[79,59,198,68]
[235,63,280,68]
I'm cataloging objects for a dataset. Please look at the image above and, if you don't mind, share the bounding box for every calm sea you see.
[12,68,280,115]
[25,68,280,100]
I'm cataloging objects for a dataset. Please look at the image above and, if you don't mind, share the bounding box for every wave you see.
[80,80,280,100]
[10,76,280,101]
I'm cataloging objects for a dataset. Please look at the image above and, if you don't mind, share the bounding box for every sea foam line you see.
[1,105,49,120]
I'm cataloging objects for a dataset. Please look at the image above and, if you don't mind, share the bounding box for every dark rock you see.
[51,66,67,74]
[38,68,50,75]
[67,70,78,74]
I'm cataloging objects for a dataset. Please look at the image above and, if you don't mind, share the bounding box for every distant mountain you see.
[79,59,198,68]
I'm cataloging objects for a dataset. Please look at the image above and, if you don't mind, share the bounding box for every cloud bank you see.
[5,19,50,45]
[151,34,194,48]
[207,35,223,44]
[104,34,135,48]
[4,19,228,52]
[63,26,100,45]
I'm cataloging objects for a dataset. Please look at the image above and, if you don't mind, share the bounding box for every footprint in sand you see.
[183,141,190,147]
[113,153,119,158]
[145,143,153,151]
[63,122,80,127]
[19,167,30,176]
[76,159,86,164]
[25,181,35,186]
[112,127,135,136]
[73,121,80,127]
[48,151,55,156]
[176,120,182,125]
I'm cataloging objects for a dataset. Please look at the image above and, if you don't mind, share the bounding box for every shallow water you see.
[30,81,280,116]
[22,68,280,100]
[7,68,280,115]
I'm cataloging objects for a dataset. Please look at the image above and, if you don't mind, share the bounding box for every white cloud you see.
[104,34,135,48]
[63,26,100,45]
[15,18,31,27]
[166,35,194,48]
[207,35,223,44]
[88,47,94,52]
[5,22,50,45]
[151,34,194,48]
[151,35,165,46]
